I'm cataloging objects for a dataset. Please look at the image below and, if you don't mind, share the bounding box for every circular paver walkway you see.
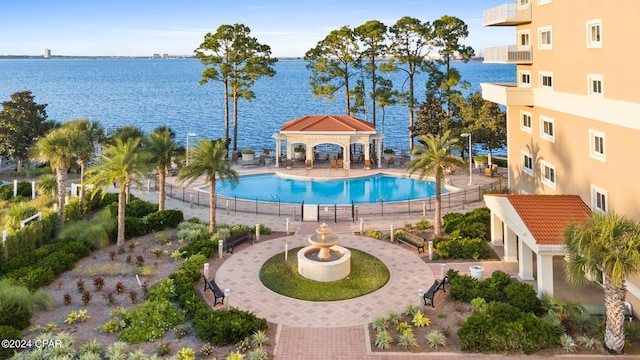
[215,234,435,327]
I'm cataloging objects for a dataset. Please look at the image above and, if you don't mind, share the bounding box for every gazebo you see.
[272,115,383,169]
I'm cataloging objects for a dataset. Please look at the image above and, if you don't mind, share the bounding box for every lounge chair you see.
[337,159,344,168]
[258,154,266,166]
[399,157,406,167]
[484,167,492,177]
[388,157,395,168]
[330,159,337,168]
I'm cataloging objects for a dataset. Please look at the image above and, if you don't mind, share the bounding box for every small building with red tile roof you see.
[272,115,382,169]
[484,194,592,296]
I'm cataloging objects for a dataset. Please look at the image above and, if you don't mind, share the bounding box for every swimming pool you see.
[214,173,446,204]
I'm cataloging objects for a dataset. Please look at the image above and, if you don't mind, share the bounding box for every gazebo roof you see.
[279,115,375,132]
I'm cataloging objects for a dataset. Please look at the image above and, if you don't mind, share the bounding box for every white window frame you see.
[589,129,606,162]
[521,151,534,176]
[540,116,555,142]
[518,0,530,9]
[539,71,553,90]
[520,110,532,133]
[537,0,551,5]
[591,184,608,212]
[538,26,553,50]
[519,70,531,88]
[586,19,602,48]
[588,74,603,97]
[518,30,531,49]
[541,161,556,189]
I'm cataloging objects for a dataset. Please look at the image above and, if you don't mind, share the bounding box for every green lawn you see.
[259,247,390,301]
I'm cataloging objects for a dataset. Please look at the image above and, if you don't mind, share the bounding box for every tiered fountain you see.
[297,223,351,282]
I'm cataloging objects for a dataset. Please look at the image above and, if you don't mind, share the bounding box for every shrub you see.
[92,276,105,291]
[458,302,557,354]
[371,316,388,332]
[174,324,192,339]
[0,325,22,359]
[64,198,86,222]
[425,330,447,349]
[435,236,490,260]
[176,347,195,360]
[560,334,577,352]
[398,332,418,348]
[449,274,480,302]
[386,310,401,326]
[119,300,186,343]
[145,210,184,232]
[479,270,512,302]
[412,311,431,327]
[157,342,172,356]
[505,282,543,315]
[192,307,267,346]
[145,278,176,302]
[415,219,432,230]
[375,330,392,350]
[65,309,90,324]
[253,223,272,235]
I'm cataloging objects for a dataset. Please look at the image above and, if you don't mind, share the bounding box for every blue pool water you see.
[214,173,445,205]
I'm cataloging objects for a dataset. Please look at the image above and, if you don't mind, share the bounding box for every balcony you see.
[481,82,533,107]
[483,3,532,26]
[483,45,532,64]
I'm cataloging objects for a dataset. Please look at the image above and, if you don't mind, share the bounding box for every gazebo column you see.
[344,144,351,169]
[363,142,371,169]
[306,147,313,169]
[376,140,382,169]
[286,142,293,169]
[275,139,281,167]
[536,254,554,297]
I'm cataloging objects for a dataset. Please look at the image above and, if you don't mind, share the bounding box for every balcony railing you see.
[483,3,532,26]
[483,45,532,64]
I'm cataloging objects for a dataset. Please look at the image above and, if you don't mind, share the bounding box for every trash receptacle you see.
[470,265,484,281]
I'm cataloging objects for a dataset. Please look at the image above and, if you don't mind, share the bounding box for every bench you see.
[224,231,254,254]
[423,276,447,308]
[397,232,425,254]
[203,276,225,305]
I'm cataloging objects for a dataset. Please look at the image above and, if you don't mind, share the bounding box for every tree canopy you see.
[0,91,51,170]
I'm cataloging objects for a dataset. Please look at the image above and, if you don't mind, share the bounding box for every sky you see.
[0,0,514,58]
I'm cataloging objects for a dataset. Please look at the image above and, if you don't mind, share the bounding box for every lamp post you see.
[461,133,473,185]
[186,132,196,166]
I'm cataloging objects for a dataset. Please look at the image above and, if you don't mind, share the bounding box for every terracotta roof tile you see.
[492,194,592,245]
[280,115,375,132]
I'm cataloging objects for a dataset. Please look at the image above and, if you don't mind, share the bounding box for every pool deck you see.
[124,164,617,360]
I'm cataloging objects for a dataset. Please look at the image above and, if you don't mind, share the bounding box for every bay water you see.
[0,58,514,154]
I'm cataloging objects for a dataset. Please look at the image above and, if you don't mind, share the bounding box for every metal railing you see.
[156,177,507,223]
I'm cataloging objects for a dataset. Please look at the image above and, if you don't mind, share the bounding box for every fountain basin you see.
[297,245,351,282]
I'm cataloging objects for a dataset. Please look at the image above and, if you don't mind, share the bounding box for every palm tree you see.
[178,139,238,233]
[31,126,89,226]
[143,127,176,211]
[64,118,104,206]
[564,211,640,354]
[88,137,145,253]
[407,130,465,237]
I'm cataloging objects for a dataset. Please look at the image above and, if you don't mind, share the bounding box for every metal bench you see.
[397,232,425,254]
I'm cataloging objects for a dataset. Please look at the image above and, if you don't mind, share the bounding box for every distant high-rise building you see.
[44,48,51,58]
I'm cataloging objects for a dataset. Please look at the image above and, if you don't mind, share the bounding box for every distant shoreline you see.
[0,55,483,62]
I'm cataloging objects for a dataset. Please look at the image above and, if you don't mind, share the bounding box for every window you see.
[538,27,552,50]
[518,30,530,48]
[589,129,606,162]
[588,74,603,97]
[540,72,553,89]
[520,111,532,133]
[522,151,533,175]
[519,70,531,87]
[541,161,556,188]
[586,19,602,48]
[518,0,530,8]
[540,116,555,142]
[591,185,608,212]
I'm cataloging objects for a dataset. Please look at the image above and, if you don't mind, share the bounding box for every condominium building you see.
[480,0,640,310]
